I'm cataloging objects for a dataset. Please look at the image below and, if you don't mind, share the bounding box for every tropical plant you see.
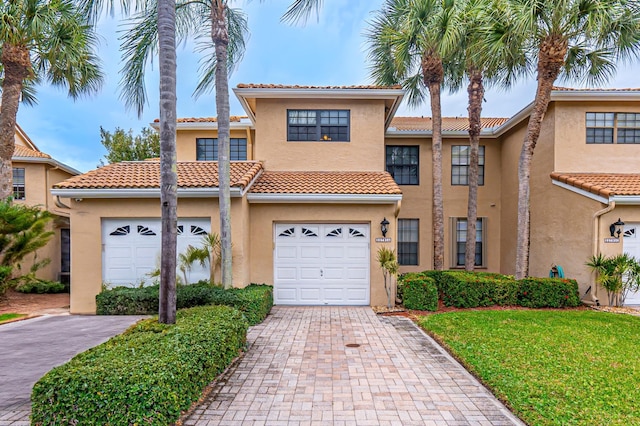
[99,126,160,165]
[586,253,640,306]
[0,0,103,200]
[511,0,640,279]
[377,246,399,309]
[181,232,222,285]
[367,0,454,270]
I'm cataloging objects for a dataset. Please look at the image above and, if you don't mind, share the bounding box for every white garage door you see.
[102,218,211,287]
[274,223,370,305]
[623,223,640,305]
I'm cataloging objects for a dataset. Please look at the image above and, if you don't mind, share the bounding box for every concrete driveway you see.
[185,306,524,425]
[0,314,144,425]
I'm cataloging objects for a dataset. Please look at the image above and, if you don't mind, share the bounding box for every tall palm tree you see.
[120,0,248,291]
[0,0,103,201]
[510,0,640,279]
[367,0,455,270]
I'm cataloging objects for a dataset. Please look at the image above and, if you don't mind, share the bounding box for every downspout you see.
[589,201,616,306]
[55,195,71,210]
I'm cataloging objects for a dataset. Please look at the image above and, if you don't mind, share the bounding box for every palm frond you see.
[280,0,322,25]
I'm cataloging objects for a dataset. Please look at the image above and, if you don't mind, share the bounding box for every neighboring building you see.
[51,85,640,313]
[11,124,79,285]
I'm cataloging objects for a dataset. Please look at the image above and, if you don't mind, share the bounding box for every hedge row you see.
[401,273,438,311]
[31,305,248,425]
[96,283,273,325]
[402,270,580,309]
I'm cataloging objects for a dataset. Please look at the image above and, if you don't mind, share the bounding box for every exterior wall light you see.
[610,218,625,238]
[381,217,390,237]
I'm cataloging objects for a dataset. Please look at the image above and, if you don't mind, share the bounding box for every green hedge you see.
[16,280,66,294]
[518,277,581,308]
[418,270,580,309]
[96,283,273,326]
[31,305,248,425]
[401,273,438,311]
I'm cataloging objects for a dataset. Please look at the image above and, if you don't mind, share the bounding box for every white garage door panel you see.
[623,223,640,305]
[274,224,370,305]
[103,218,211,287]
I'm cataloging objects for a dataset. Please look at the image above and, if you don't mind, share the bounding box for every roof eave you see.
[247,193,402,204]
[51,187,244,199]
[12,156,81,175]
[551,179,608,204]
[149,121,254,131]
[610,195,640,205]
[385,129,498,138]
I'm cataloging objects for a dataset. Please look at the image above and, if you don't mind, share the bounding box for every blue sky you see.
[16,0,640,173]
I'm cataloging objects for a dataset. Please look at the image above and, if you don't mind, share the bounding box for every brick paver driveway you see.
[185,307,523,425]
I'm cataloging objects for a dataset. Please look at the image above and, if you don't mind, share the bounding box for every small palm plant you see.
[182,233,222,286]
[586,253,640,306]
[377,247,399,309]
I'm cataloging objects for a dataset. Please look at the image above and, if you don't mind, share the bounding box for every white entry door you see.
[623,223,640,305]
[102,218,211,287]
[274,223,370,305]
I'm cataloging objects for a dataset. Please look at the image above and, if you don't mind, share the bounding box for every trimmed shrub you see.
[402,273,438,311]
[15,280,66,294]
[0,265,12,297]
[518,277,581,308]
[96,283,273,326]
[31,305,248,425]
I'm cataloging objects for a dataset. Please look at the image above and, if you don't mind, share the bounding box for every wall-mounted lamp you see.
[380,217,390,237]
[610,218,625,238]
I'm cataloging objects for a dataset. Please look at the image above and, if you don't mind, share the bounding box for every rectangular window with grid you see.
[586,112,614,144]
[196,138,247,161]
[287,109,350,141]
[453,217,485,267]
[398,219,419,265]
[616,113,640,144]
[386,146,419,185]
[12,168,25,200]
[452,146,485,185]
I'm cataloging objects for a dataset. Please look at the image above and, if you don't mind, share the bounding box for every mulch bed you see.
[0,289,70,315]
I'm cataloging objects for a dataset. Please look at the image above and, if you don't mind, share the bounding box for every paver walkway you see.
[185,306,524,425]
[0,315,145,425]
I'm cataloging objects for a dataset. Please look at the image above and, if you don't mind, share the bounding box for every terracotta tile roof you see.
[553,86,640,92]
[551,172,640,198]
[54,161,263,190]
[236,84,402,90]
[250,171,402,195]
[390,116,509,132]
[12,145,51,159]
[153,116,248,123]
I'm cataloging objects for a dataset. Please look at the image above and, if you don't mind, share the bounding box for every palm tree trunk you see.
[423,53,445,271]
[515,36,566,280]
[465,69,484,271]
[0,44,31,201]
[212,2,233,289]
[157,0,178,324]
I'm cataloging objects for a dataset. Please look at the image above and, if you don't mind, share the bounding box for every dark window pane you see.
[398,219,419,265]
[452,146,485,186]
[12,168,25,200]
[288,110,349,141]
[196,138,247,160]
[455,218,484,267]
[386,146,419,185]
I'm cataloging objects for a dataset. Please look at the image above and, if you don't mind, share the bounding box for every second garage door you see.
[623,223,640,305]
[274,223,370,305]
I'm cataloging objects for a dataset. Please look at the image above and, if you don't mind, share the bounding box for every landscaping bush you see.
[15,280,66,294]
[0,265,12,298]
[401,273,438,311]
[31,305,248,425]
[437,271,504,308]
[518,277,581,308]
[96,283,273,325]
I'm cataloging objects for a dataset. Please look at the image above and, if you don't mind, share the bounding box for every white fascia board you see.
[550,91,640,102]
[385,129,498,138]
[610,196,640,205]
[149,121,253,131]
[247,193,402,204]
[12,156,81,175]
[551,179,608,204]
[51,187,243,199]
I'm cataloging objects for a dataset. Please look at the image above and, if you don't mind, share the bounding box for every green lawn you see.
[418,310,640,426]
[0,313,26,323]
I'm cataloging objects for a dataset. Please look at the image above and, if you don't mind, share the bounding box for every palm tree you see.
[0,0,103,201]
[367,0,455,270]
[510,0,640,279]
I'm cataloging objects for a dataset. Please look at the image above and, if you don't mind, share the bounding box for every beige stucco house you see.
[51,85,640,313]
[11,124,79,285]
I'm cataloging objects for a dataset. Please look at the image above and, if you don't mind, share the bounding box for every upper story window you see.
[196,138,247,161]
[386,146,419,185]
[287,109,350,142]
[586,112,640,144]
[452,145,485,186]
[12,168,25,200]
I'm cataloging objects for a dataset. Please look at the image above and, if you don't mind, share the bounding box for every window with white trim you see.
[398,219,419,265]
[586,112,640,144]
[287,109,350,141]
[196,138,247,160]
[452,146,485,185]
[12,168,25,200]
[452,217,486,267]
